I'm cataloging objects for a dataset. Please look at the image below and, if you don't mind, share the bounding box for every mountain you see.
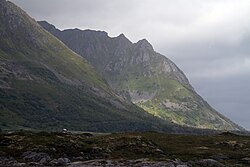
[0,0,189,132]
[39,21,243,131]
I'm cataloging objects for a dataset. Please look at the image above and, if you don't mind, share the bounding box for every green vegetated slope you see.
[39,21,243,131]
[0,0,187,132]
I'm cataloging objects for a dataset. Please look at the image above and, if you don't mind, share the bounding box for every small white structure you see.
[62,128,68,133]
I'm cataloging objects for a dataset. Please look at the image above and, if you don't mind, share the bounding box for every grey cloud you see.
[9,0,250,130]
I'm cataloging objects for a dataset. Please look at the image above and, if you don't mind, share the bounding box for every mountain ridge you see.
[39,20,243,131]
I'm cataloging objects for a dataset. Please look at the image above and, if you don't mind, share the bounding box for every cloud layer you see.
[10,0,250,130]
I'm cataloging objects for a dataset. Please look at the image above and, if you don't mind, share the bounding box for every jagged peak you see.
[137,39,151,45]
[114,33,131,42]
[113,33,132,47]
[118,33,126,38]
[135,38,154,51]
[138,38,149,43]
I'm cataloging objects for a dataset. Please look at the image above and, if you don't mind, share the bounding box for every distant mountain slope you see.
[39,21,243,131]
[0,0,188,132]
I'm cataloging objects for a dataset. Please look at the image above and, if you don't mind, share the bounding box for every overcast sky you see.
[9,0,250,130]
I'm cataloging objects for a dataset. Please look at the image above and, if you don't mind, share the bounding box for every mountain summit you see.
[39,21,243,131]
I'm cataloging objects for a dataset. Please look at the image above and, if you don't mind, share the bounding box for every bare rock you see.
[176,165,188,167]
[22,151,51,163]
[210,154,229,161]
[192,159,226,167]
[50,157,71,166]
[0,156,17,166]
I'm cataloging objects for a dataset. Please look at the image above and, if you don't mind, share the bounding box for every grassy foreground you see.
[0,131,249,166]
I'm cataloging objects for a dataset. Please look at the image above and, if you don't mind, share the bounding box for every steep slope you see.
[0,0,186,132]
[39,21,243,131]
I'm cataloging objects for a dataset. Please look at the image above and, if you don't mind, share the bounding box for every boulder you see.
[176,165,188,167]
[194,159,225,167]
[50,157,71,166]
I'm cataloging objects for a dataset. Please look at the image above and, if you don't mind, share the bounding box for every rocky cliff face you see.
[39,21,243,131]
